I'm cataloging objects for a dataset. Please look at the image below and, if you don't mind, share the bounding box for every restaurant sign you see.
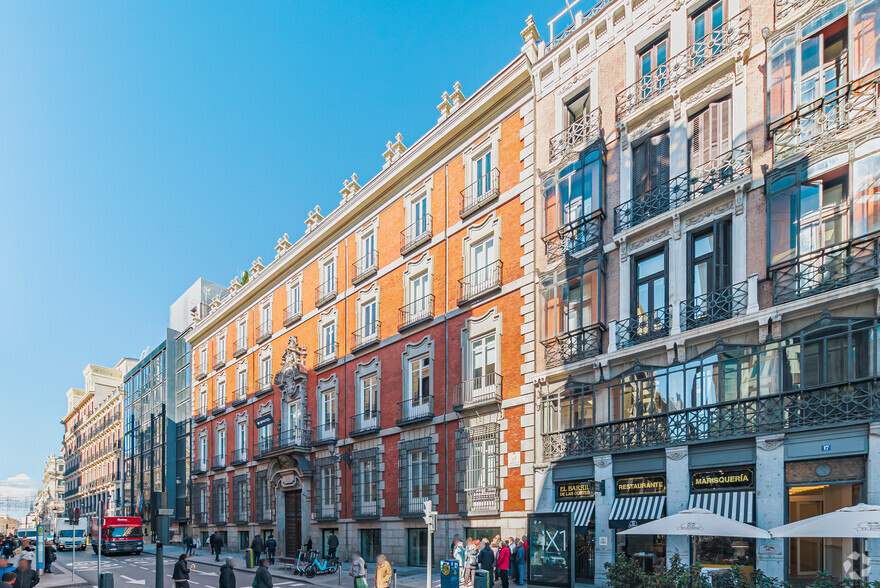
[555,480,595,502]
[691,468,755,491]
[615,475,666,496]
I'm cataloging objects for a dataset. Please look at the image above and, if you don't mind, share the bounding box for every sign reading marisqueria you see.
[690,467,755,491]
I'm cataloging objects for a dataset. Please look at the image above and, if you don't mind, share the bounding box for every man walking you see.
[219,557,236,588]
[349,551,367,588]
[515,541,525,585]
[209,532,217,557]
[478,541,495,588]
[327,531,339,559]
[184,535,194,557]
[251,535,265,565]
[213,533,224,562]
[254,558,274,588]
[266,535,277,565]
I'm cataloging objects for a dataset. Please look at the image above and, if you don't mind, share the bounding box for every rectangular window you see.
[455,424,500,515]
[358,374,379,424]
[319,390,337,440]
[322,259,336,295]
[543,151,603,236]
[474,149,492,197]
[408,356,430,404]
[216,380,226,409]
[362,299,378,338]
[237,369,247,399]
[217,336,226,362]
[688,219,732,301]
[412,195,428,235]
[469,333,497,388]
[323,323,336,355]
[362,232,376,268]
[540,260,603,340]
[199,437,207,470]
[689,97,732,173]
[632,131,670,203]
[633,248,668,319]
[236,422,247,450]
[854,151,880,237]
[565,88,591,126]
[353,451,379,518]
[260,356,272,385]
[638,35,669,97]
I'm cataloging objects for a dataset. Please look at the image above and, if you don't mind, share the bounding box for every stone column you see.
[274,484,285,557]
[593,455,614,585]
[665,446,690,567]
[866,424,880,581]
[756,435,786,580]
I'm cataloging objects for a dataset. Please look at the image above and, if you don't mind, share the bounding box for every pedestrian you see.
[515,541,525,586]
[490,541,499,581]
[1,572,14,586]
[349,551,367,588]
[219,557,236,588]
[209,532,217,556]
[521,538,528,579]
[327,531,339,559]
[0,539,12,560]
[173,553,194,587]
[43,541,56,574]
[507,540,517,584]
[254,557,274,588]
[12,557,38,588]
[374,554,392,588]
[477,541,495,588]
[251,534,265,565]
[450,534,461,558]
[305,536,313,553]
[185,535,194,557]
[463,539,478,588]
[497,540,510,588]
[0,559,12,576]
[214,533,224,562]
[453,539,465,573]
[266,535,277,565]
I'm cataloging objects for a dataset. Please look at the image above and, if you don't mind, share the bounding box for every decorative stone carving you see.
[559,66,595,96]
[520,15,541,45]
[210,294,222,311]
[628,228,670,253]
[274,233,292,259]
[673,89,682,119]
[249,257,265,277]
[228,276,242,295]
[785,456,865,485]
[449,82,465,109]
[756,435,784,452]
[672,214,681,239]
[629,108,673,143]
[665,446,688,461]
[305,206,324,234]
[437,91,452,122]
[339,173,361,205]
[593,455,612,469]
[735,186,745,215]
[383,133,407,169]
[616,121,628,150]
[684,201,734,227]
[683,72,735,110]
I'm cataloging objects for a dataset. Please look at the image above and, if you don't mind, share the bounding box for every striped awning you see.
[553,500,595,527]
[689,491,756,524]
[609,495,666,529]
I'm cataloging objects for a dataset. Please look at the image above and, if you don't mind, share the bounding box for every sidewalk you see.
[39,569,91,588]
[143,543,447,588]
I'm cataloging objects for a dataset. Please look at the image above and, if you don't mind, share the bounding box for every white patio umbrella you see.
[619,508,771,538]
[769,503,880,538]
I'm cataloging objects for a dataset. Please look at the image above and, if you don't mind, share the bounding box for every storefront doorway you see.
[321,528,339,559]
[407,528,428,567]
[609,475,667,573]
[574,529,594,583]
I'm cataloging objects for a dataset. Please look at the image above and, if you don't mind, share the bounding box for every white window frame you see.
[316,375,338,442]
[404,178,434,238]
[236,365,248,400]
[354,357,381,431]
[216,378,227,410]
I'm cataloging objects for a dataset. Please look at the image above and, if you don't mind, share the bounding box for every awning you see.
[688,491,755,525]
[553,500,595,527]
[609,495,666,529]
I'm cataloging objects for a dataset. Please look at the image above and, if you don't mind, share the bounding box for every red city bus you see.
[90,516,144,556]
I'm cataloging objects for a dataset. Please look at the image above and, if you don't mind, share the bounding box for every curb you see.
[142,547,314,583]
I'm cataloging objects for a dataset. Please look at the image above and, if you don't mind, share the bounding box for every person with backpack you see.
[266,535,277,565]
[463,538,478,588]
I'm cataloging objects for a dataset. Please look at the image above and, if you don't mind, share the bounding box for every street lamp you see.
[327,441,352,465]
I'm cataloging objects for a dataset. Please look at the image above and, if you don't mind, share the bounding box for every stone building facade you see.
[35,455,65,532]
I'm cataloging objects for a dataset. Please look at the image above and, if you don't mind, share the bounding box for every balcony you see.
[233,336,247,357]
[254,427,312,459]
[256,320,272,344]
[211,454,227,471]
[315,502,339,521]
[616,9,751,119]
[544,214,603,264]
[614,143,752,233]
[771,73,880,162]
[193,460,208,475]
[313,424,338,445]
[254,375,274,397]
[458,488,501,516]
[255,498,273,523]
[770,237,880,305]
[195,409,207,423]
[352,322,381,350]
[542,377,880,460]
[397,397,433,426]
[314,344,338,369]
[230,447,248,466]
[461,168,500,218]
[616,306,671,349]
[233,503,249,525]
[350,411,380,437]
[458,261,503,305]
[400,214,433,254]
[196,365,207,380]
[213,351,226,370]
[399,295,435,330]
[543,324,606,368]
[453,373,502,411]
[681,280,748,331]
[283,301,302,326]
[315,278,337,307]
[352,250,378,284]
[212,403,226,416]
[194,511,208,526]
[550,108,602,162]
[233,384,248,406]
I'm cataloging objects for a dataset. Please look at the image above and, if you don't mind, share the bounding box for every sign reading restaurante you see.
[615,475,666,496]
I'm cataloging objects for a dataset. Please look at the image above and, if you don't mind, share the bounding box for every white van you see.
[55,519,87,551]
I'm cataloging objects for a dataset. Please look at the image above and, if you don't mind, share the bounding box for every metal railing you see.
[233,336,247,357]
[256,319,272,343]
[353,321,381,349]
[616,306,671,348]
[353,250,378,283]
[400,214,433,253]
[231,447,248,466]
[543,323,605,368]
[255,374,274,395]
[350,411,381,436]
[397,397,434,426]
[283,300,302,326]
[775,0,810,20]
[314,502,339,521]
[211,454,227,471]
[313,424,338,445]
[550,108,602,162]
[253,427,312,458]
[458,488,501,516]
[213,351,226,370]
[316,278,338,307]
[399,295,435,330]
[543,377,880,459]
[453,373,503,411]
[196,365,207,380]
[458,261,503,304]
[614,143,752,232]
[771,237,880,305]
[194,510,208,526]
[314,344,338,368]
[771,72,880,161]
[681,281,748,331]
[544,214,603,263]
[461,168,500,217]
[616,9,751,119]
[234,384,248,404]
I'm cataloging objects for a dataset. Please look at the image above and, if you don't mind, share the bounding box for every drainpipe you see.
[444,162,450,556]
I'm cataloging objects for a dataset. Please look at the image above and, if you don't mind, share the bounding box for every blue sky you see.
[0,1,559,512]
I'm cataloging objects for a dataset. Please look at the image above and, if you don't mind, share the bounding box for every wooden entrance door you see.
[284,490,302,555]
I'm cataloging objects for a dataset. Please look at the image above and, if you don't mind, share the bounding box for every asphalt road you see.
[55,549,305,588]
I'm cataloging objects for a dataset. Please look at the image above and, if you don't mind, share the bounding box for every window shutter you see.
[719,97,732,156]
[632,141,648,197]
[713,218,732,289]
[654,132,671,191]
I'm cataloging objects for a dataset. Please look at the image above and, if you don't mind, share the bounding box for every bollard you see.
[393,568,398,588]
[155,542,163,588]
[338,559,342,585]
[99,572,115,588]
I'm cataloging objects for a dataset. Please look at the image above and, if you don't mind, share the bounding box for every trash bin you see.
[245,548,256,568]
[474,569,491,588]
[440,560,460,588]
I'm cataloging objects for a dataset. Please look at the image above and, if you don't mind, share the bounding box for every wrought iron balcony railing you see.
[681,281,748,331]
[461,168,500,218]
[453,373,502,411]
[400,214,433,254]
[316,278,337,307]
[353,250,378,284]
[350,411,381,436]
[543,323,605,368]
[543,377,880,460]
[213,351,226,370]
[616,306,671,349]
[253,427,312,459]
[353,500,380,520]
[283,300,302,326]
[196,365,207,380]
[399,294,435,330]
[313,424,338,445]
[233,336,247,357]
[550,108,602,162]
[211,454,227,471]
[233,504,249,524]
[234,384,248,405]
[775,0,809,20]
[255,501,273,523]
[616,9,751,119]
[314,344,338,368]
[614,143,752,233]
[397,397,434,426]
[256,319,272,344]
[255,374,273,396]
[544,214,603,263]
[230,447,248,466]
[194,510,208,526]
[315,502,339,521]
[458,487,501,516]
[770,236,880,305]
[353,321,381,350]
[770,72,880,161]
[400,492,433,518]
[458,261,503,305]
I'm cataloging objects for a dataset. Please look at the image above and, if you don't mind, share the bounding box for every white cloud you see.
[0,474,39,500]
